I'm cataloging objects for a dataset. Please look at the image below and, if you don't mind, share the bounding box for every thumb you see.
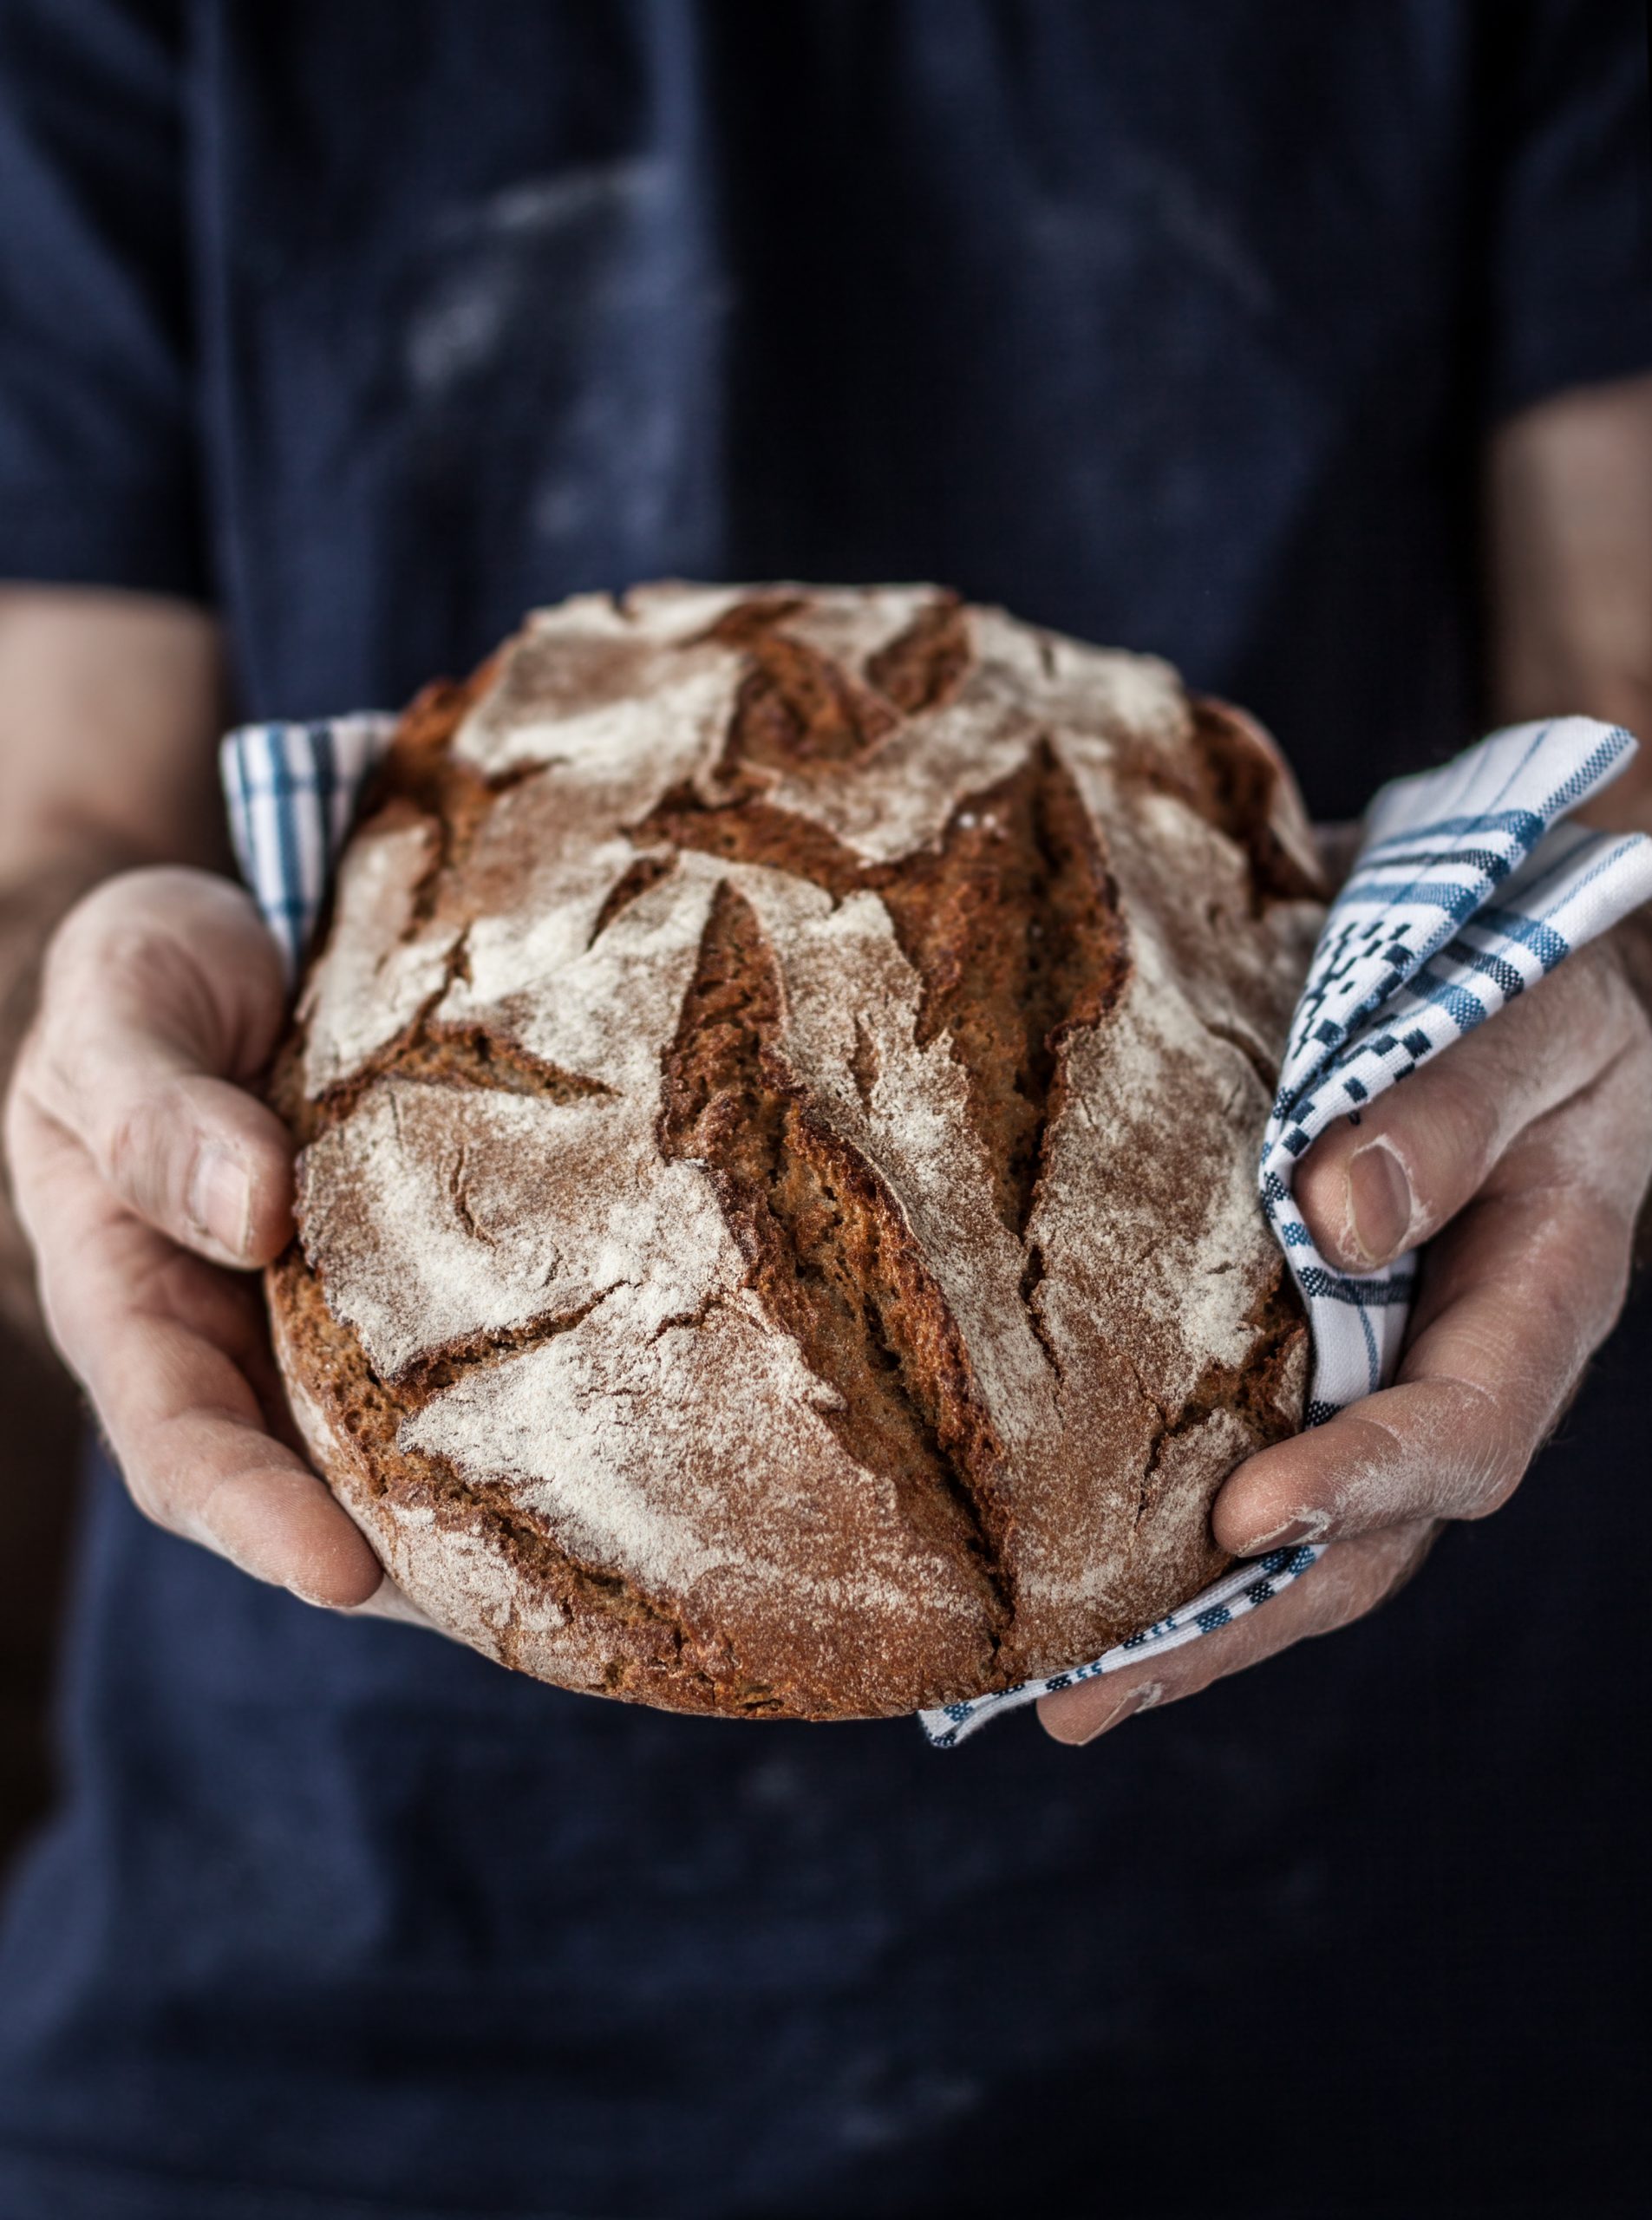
[17,867,297,1266]
[1293,942,1638,1272]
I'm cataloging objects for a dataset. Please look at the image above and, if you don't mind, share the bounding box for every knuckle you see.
[1,1047,40,1172]
[1315,1407,1414,1528]
[1460,1459,1525,1521]
[116,1446,170,1526]
[104,1087,190,1216]
[1407,1063,1500,1184]
[119,1430,196,1537]
[24,969,82,1087]
[101,917,207,1021]
[49,870,247,1031]
[1446,1380,1530,1518]
[130,1479,192,1544]
[42,873,160,991]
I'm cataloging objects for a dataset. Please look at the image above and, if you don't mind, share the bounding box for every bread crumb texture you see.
[268,583,1325,1717]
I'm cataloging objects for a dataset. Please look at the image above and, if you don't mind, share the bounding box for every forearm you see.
[1488,376,1652,960]
[0,588,226,1331]
[1486,373,1652,1263]
[1486,371,1652,841]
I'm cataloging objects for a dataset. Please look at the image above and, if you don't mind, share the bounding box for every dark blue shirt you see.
[0,5,1649,2216]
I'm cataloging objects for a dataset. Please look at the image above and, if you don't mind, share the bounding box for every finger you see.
[1217,1041,1650,1554]
[1295,940,1647,1272]
[14,1095,381,1607]
[1038,1522,1436,1745]
[18,867,297,1266]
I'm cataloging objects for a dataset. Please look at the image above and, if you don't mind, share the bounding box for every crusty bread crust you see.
[267,584,1323,1718]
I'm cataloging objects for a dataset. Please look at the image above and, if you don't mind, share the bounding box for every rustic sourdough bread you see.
[267,583,1326,1719]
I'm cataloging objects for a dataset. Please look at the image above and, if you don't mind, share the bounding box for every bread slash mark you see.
[864,593,973,715]
[395,1283,629,1408]
[719,634,899,781]
[848,1017,881,1112]
[659,881,1012,1627]
[868,737,1131,1240]
[588,852,676,946]
[297,1012,612,1146]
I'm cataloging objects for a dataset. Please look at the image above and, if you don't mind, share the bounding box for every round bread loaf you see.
[268,583,1326,1719]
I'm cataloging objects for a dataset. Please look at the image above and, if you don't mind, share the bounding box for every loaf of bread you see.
[268,583,1326,1719]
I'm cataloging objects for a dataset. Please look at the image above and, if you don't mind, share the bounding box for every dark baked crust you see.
[266,584,1322,1719]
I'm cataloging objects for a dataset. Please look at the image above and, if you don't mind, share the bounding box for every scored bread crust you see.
[267,583,1326,1720]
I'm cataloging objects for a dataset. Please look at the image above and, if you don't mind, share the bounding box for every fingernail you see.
[1074,1679,1164,1746]
[188,1144,251,1256]
[1346,1139,1412,1266]
[1237,1505,1331,1553]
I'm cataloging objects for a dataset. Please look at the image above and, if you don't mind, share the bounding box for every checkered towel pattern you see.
[221,710,1652,1749]
[222,715,398,974]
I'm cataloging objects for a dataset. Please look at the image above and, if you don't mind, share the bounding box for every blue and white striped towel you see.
[221,710,1652,1747]
[222,714,398,974]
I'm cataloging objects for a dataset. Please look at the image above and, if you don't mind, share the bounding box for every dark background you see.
[0,1347,75,1884]
[0,3,1649,2214]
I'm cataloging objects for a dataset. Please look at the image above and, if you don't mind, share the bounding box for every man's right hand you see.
[3,867,384,1608]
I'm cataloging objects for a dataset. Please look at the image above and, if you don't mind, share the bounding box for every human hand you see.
[1040,929,1652,1744]
[3,867,383,1607]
